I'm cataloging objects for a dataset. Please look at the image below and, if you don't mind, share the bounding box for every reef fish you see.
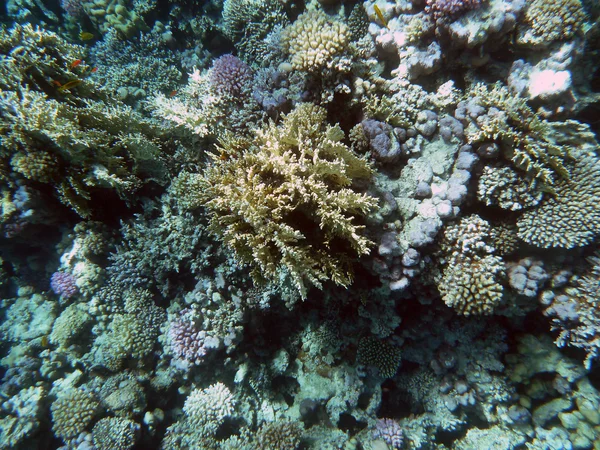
[373,4,388,28]
[70,59,83,69]
[57,79,82,92]
[79,32,94,41]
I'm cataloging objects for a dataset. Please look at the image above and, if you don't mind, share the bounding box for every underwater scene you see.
[1,0,600,447]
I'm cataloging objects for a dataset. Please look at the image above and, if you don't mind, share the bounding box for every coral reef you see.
[1,0,600,448]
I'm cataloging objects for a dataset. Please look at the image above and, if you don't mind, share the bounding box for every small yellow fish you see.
[373,4,388,28]
[57,79,82,92]
[79,32,94,41]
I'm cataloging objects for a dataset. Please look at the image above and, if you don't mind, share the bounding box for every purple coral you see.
[168,308,208,365]
[209,54,253,97]
[60,0,86,18]
[425,0,483,21]
[373,418,404,449]
[50,272,78,299]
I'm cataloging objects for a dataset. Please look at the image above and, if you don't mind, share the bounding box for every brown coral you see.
[197,103,376,299]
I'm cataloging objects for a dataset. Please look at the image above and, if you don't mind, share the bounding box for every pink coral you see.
[50,272,78,299]
[168,308,208,365]
[209,54,253,97]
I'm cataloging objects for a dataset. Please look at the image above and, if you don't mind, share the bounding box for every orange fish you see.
[70,59,83,69]
[169,90,177,97]
[90,67,98,73]
[51,80,62,87]
[58,79,82,92]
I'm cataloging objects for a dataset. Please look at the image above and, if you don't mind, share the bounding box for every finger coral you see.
[197,103,377,299]
[438,215,505,315]
[281,10,349,73]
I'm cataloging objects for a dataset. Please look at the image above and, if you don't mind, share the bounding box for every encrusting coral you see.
[194,103,377,299]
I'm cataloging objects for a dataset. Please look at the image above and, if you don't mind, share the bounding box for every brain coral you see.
[517,153,600,248]
[198,103,376,298]
[281,10,349,72]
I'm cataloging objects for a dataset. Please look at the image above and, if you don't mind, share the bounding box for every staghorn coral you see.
[438,215,505,315]
[0,24,168,217]
[517,0,588,47]
[517,153,600,248]
[281,10,350,73]
[51,388,99,442]
[197,103,377,299]
[457,83,568,187]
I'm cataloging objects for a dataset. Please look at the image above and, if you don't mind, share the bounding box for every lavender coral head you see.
[50,272,78,299]
[60,0,86,18]
[373,418,403,450]
[425,0,483,21]
[209,54,253,97]
[168,308,208,365]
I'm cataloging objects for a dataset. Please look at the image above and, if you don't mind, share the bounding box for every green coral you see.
[195,103,377,299]
[0,24,169,218]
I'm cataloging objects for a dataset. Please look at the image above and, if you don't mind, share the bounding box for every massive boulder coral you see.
[195,103,377,299]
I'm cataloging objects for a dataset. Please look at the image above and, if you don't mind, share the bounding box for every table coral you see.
[198,103,376,299]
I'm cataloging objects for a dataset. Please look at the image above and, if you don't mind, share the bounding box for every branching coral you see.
[517,0,588,47]
[457,83,568,187]
[197,103,376,299]
[0,24,168,218]
[517,153,600,248]
[281,10,350,73]
[151,66,261,138]
[543,252,600,369]
[438,215,505,315]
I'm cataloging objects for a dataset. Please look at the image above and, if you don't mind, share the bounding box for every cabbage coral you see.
[197,103,376,299]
